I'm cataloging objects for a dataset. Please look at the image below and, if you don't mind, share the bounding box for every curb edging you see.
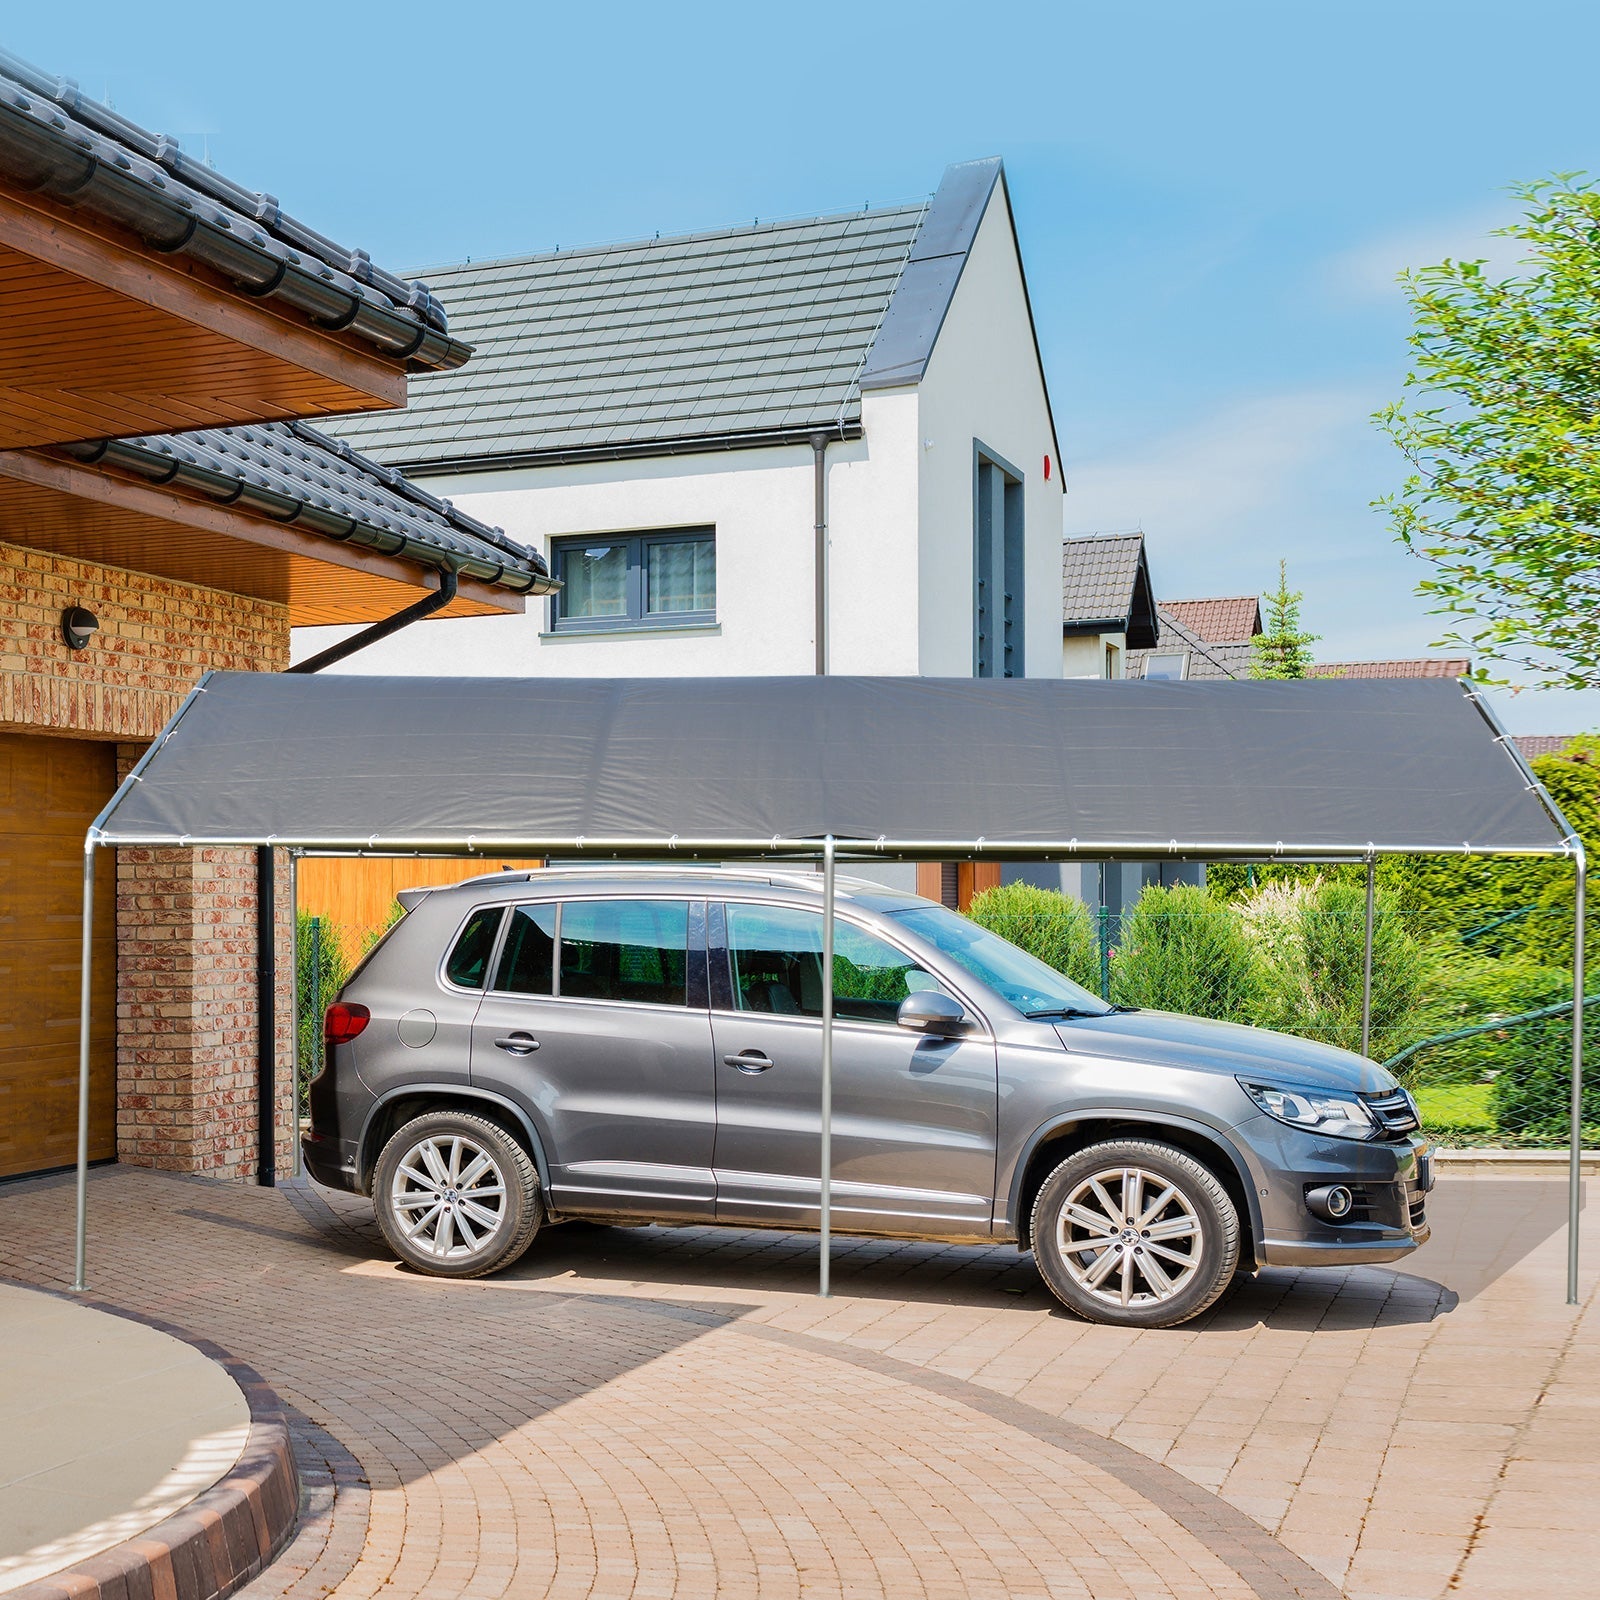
[1,1287,299,1600]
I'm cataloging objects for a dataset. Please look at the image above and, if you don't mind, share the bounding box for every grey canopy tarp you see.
[74,671,1585,1303]
[95,671,1569,855]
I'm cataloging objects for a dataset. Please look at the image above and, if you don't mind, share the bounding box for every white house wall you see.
[912,188,1064,679]
[293,446,828,677]
[826,388,922,675]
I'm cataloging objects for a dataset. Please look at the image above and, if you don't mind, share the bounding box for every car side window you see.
[493,904,558,995]
[445,906,506,990]
[723,904,934,1024]
[558,899,689,1007]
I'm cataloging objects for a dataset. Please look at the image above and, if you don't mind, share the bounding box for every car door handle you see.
[494,1032,540,1055]
[722,1051,773,1073]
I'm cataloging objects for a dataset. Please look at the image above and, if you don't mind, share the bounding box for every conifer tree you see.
[1249,561,1320,679]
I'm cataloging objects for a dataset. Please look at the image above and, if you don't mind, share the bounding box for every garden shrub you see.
[296,911,352,1093]
[1486,1004,1600,1143]
[1243,878,1425,1056]
[966,881,1099,991]
[1110,884,1263,1022]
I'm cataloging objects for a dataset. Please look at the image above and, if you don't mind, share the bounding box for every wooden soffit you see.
[0,451,522,625]
[0,189,406,450]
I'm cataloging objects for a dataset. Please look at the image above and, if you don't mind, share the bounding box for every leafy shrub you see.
[1110,884,1263,1022]
[1244,878,1425,1056]
[1487,1004,1600,1143]
[296,912,352,1094]
[966,881,1100,991]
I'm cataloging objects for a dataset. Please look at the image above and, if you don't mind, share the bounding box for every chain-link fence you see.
[291,878,1589,1155]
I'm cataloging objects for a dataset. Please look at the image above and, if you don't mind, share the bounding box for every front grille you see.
[1365,1088,1421,1137]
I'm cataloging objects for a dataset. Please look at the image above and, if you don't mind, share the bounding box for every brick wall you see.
[0,540,295,1179]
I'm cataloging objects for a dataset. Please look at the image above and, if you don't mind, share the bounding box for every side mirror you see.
[897,990,969,1037]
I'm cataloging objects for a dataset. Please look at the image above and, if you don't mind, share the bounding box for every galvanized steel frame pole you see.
[71,841,96,1294]
[1361,856,1376,1059]
[1570,842,1587,1306]
[819,836,836,1297]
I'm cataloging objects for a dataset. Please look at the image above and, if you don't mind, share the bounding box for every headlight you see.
[1240,1080,1379,1141]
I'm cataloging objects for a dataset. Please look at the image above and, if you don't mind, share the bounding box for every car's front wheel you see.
[1030,1138,1240,1328]
[373,1111,542,1278]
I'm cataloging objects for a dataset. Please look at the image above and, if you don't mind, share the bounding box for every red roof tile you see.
[1309,659,1471,679]
[1158,596,1262,643]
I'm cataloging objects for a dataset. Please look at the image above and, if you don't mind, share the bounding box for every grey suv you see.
[303,867,1432,1328]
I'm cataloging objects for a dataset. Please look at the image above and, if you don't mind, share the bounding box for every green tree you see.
[1110,884,1264,1022]
[1375,175,1600,690]
[1248,561,1320,679]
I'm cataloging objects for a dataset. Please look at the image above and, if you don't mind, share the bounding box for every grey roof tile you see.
[1061,534,1158,650]
[42,423,550,595]
[324,202,931,469]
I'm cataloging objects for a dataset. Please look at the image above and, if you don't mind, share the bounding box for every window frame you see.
[479,894,709,1012]
[1142,652,1190,681]
[708,898,992,1035]
[548,528,716,634]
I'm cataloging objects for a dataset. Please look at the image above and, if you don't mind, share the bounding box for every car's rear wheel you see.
[374,1111,542,1278]
[1030,1139,1239,1328]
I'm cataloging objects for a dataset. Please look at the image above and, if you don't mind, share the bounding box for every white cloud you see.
[1064,387,1372,550]
[1320,205,1529,303]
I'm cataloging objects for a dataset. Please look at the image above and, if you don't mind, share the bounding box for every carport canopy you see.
[74,671,1586,1305]
[91,671,1573,857]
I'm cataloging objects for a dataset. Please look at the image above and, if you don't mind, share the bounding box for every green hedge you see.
[966,881,1100,991]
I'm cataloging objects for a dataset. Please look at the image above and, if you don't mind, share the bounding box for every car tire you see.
[1030,1138,1240,1329]
[373,1110,542,1279]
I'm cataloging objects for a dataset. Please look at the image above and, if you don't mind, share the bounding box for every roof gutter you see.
[0,69,469,373]
[288,568,460,675]
[390,421,865,479]
[47,437,555,597]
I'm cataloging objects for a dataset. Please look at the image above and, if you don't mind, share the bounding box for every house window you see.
[1104,642,1120,680]
[551,530,715,631]
[974,448,1025,677]
[1143,653,1189,681]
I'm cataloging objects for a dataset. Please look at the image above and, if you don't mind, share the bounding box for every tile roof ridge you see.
[407,197,932,280]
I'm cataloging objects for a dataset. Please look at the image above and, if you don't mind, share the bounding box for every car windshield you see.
[889,904,1116,1018]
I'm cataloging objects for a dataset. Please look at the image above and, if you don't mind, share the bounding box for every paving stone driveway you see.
[0,1168,1592,1600]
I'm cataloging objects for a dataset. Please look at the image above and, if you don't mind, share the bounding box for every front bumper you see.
[1243,1118,1434,1269]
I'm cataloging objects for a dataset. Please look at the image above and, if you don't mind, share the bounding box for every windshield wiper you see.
[1024,1005,1110,1019]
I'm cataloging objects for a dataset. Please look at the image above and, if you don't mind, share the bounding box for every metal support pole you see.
[256,844,276,1187]
[1361,857,1376,1058]
[819,835,836,1297]
[811,434,829,676]
[1098,904,1112,1002]
[72,843,96,1293]
[1569,845,1587,1306]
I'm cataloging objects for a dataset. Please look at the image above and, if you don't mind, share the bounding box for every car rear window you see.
[494,904,558,995]
[558,899,689,1007]
[445,906,505,990]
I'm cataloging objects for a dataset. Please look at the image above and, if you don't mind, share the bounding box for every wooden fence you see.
[295,856,541,952]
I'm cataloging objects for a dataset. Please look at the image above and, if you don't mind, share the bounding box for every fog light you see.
[1306,1184,1355,1222]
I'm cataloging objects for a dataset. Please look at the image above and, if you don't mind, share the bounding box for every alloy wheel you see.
[390,1134,508,1261]
[1055,1164,1204,1309]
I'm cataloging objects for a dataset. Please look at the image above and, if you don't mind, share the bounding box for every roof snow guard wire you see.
[0,48,470,373]
[50,421,555,595]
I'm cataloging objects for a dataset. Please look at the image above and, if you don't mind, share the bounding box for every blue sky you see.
[11,1,1598,732]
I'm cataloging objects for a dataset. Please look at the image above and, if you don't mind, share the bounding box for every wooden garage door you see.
[0,734,116,1179]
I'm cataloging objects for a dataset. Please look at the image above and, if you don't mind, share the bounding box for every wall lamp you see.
[61,606,99,651]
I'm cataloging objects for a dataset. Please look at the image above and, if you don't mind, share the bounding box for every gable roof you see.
[1126,609,1254,680]
[1061,533,1159,649]
[1309,658,1472,680]
[1159,596,1262,644]
[325,159,1031,475]
[0,48,467,372]
[28,422,551,596]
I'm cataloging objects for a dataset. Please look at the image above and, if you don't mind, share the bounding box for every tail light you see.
[324,1002,370,1047]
